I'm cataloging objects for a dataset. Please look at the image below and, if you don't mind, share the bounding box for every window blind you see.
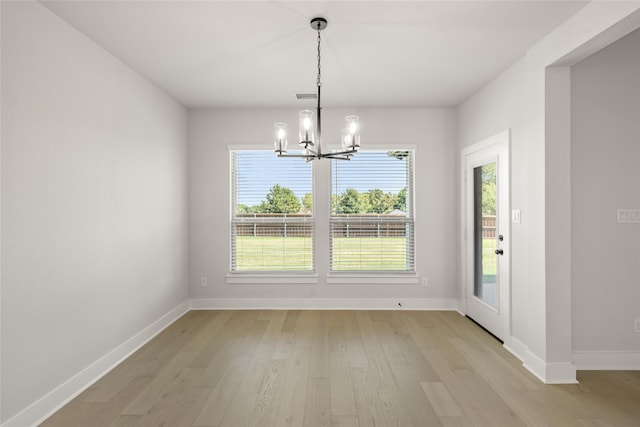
[330,150,415,272]
[230,150,313,272]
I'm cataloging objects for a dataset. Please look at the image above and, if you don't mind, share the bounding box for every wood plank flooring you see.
[41,310,640,426]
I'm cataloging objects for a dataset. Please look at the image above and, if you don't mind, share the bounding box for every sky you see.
[234,150,409,206]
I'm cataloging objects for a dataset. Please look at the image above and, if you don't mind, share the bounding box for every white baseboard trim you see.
[503,336,578,384]
[543,362,578,384]
[503,336,530,363]
[2,301,190,427]
[573,351,640,370]
[189,297,459,311]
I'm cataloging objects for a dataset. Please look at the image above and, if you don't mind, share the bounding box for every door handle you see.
[495,249,504,255]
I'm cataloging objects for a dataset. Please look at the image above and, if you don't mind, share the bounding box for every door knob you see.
[495,249,504,255]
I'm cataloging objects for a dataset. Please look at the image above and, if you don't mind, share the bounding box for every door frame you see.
[460,130,511,340]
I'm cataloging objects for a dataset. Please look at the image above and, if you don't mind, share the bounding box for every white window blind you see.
[330,150,415,272]
[230,150,313,272]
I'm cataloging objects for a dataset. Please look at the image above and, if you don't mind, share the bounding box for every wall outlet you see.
[634,318,640,333]
[422,277,429,287]
[200,277,208,287]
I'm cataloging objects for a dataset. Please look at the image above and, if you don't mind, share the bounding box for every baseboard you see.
[2,301,190,427]
[189,297,458,311]
[503,336,578,384]
[503,336,530,363]
[503,336,548,382]
[573,350,640,370]
[543,361,578,384]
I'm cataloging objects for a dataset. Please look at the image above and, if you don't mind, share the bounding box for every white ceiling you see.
[41,1,588,108]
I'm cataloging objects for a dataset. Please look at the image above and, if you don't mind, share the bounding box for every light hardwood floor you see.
[41,310,640,426]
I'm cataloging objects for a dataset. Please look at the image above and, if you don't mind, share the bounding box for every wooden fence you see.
[234,214,312,237]
[330,218,409,238]
[482,215,496,238]
[234,213,496,238]
[234,213,409,238]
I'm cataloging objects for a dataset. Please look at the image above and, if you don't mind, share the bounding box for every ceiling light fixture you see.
[274,17,360,161]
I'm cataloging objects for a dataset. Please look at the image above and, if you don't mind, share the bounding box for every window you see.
[230,150,313,272]
[330,150,415,272]
[230,148,415,275]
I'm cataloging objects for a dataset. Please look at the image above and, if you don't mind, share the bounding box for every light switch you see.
[512,209,521,224]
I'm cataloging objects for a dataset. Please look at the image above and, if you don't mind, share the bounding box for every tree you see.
[236,204,261,214]
[336,188,362,214]
[364,189,395,213]
[302,193,313,211]
[359,191,372,213]
[331,194,340,213]
[259,184,301,213]
[387,150,409,160]
[394,187,407,212]
[481,163,497,216]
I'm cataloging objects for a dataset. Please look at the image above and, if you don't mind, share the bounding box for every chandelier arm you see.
[277,153,353,161]
[278,145,319,158]
[277,154,318,159]
[328,148,357,156]
[323,155,352,161]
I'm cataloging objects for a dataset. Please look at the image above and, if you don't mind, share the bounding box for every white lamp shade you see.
[345,115,360,149]
[274,122,288,153]
[299,110,315,146]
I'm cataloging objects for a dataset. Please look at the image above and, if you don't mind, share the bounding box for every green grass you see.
[482,238,496,281]
[234,236,409,271]
[235,236,313,271]
[234,236,496,274]
[332,237,408,271]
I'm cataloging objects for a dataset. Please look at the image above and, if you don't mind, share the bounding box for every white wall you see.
[457,2,640,382]
[1,2,189,423]
[571,29,640,355]
[189,108,457,306]
[457,59,528,342]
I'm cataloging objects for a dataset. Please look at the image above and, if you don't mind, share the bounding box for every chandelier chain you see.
[316,27,322,87]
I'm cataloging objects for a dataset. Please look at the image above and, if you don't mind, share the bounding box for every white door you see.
[462,131,510,340]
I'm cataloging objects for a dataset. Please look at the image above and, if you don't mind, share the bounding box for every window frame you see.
[227,145,418,282]
[229,148,315,275]
[329,148,416,274]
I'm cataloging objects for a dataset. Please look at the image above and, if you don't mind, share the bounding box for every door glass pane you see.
[473,162,497,307]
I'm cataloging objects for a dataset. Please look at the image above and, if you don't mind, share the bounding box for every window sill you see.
[326,273,420,285]
[226,273,319,285]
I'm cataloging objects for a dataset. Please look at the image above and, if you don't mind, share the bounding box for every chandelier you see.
[274,17,360,161]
